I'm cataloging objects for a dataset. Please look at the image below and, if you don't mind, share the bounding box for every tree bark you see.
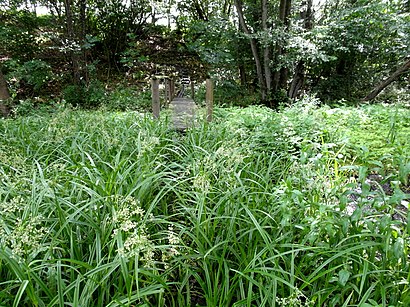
[288,62,305,98]
[363,58,410,101]
[234,0,267,101]
[239,64,247,86]
[64,0,81,84]
[262,0,272,92]
[279,0,292,89]
[193,0,208,21]
[223,0,232,16]
[289,0,313,99]
[0,69,11,117]
[273,0,292,93]
[79,0,89,84]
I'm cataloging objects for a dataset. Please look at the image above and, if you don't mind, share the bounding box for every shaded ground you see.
[346,173,409,223]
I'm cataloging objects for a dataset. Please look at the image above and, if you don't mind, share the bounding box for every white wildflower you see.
[167,225,180,245]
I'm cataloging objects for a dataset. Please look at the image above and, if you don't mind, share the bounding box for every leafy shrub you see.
[86,80,106,106]
[62,84,85,106]
[11,98,35,116]
[271,88,290,108]
[63,80,106,107]
[0,10,41,60]
[4,59,53,97]
[11,98,63,117]
[103,86,151,111]
[194,80,259,107]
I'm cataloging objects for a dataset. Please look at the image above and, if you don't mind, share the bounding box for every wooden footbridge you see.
[151,77,214,131]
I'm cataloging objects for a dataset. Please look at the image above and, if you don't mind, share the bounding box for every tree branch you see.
[363,58,410,101]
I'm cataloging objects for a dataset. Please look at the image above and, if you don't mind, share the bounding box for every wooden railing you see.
[151,77,214,123]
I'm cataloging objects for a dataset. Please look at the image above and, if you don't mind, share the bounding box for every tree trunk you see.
[64,0,81,84]
[273,0,292,93]
[0,69,11,117]
[279,0,292,89]
[404,0,410,12]
[288,0,313,99]
[288,62,305,98]
[79,0,88,84]
[239,64,247,86]
[262,0,272,92]
[234,0,267,101]
[363,58,410,101]
[193,0,207,21]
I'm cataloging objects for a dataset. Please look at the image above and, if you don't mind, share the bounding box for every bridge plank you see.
[169,97,196,131]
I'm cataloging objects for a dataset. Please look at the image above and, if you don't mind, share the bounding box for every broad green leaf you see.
[338,269,350,286]
[393,238,404,259]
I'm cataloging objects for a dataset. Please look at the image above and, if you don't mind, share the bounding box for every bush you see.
[11,98,63,117]
[62,84,85,106]
[63,81,106,108]
[195,80,259,107]
[4,59,54,98]
[103,86,151,111]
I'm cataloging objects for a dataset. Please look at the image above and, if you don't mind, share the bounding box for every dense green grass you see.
[0,100,409,306]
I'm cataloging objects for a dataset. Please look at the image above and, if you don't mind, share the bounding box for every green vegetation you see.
[1,100,409,306]
[1,1,409,305]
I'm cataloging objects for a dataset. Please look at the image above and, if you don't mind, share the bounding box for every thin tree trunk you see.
[64,0,81,84]
[239,64,247,86]
[404,0,410,12]
[262,0,271,92]
[279,0,292,89]
[193,0,207,21]
[288,62,305,98]
[0,69,11,117]
[273,0,292,92]
[363,58,410,101]
[234,0,267,101]
[289,0,313,98]
[223,0,232,16]
[80,0,88,84]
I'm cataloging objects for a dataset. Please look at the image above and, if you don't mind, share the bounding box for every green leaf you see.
[351,207,362,222]
[338,269,350,286]
[393,238,404,259]
[13,280,29,307]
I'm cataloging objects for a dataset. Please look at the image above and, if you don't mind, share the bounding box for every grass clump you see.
[0,100,409,306]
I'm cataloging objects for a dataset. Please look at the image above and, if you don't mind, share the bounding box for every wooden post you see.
[170,79,175,101]
[190,81,195,100]
[0,70,11,117]
[206,78,213,122]
[164,78,169,107]
[152,78,160,119]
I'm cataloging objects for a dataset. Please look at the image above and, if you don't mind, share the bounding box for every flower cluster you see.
[192,173,211,192]
[112,196,155,267]
[47,111,77,144]
[216,142,245,165]
[0,198,48,261]
[0,145,28,177]
[111,196,185,269]
[191,140,246,192]
[161,225,183,269]
[275,289,314,307]
[0,195,25,214]
[136,131,160,157]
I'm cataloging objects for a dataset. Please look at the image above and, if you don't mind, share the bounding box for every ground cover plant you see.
[0,100,409,306]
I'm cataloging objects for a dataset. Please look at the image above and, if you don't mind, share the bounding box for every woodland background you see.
[0,0,409,113]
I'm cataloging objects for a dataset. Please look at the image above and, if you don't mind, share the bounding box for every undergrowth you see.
[0,99,409,306]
